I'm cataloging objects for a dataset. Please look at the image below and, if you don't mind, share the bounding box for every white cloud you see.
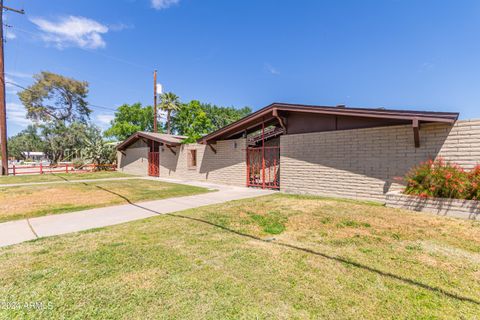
[5,76,15,87]
[151,0,180,10]
[5,76,19,94]
[264,63,280,75]
[108,22,134,31]
[96,114,114,126]
[6,71,32,79]
[5,73,32,95]
[6,103,31,127]
[5,30,16,40]
[30,15,109,49]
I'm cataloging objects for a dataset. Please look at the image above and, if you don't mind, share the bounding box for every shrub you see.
[468,165,480,200]
[72,158,85,169]
[404,158,470,199]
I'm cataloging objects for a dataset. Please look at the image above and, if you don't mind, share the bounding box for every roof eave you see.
[198,103,459,144]
[116,132,183,150]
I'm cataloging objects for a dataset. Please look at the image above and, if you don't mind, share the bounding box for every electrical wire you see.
[5,81,118,112]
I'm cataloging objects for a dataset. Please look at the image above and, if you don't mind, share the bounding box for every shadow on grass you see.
[50,172,69,182]
[94,185,480,306]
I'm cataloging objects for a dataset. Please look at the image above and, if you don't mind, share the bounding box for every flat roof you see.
[116,132,186,150]
[198,103,459,144]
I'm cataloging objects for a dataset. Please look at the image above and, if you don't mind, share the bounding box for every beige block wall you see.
[159,138,246,186]
[117,140,149,176]
[280,119,480,202]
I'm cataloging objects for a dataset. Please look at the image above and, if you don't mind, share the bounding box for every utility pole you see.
[153,70,157,133]
[0,1,24,175]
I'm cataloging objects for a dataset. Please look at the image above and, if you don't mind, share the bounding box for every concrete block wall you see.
[280,119,480,202]
[117,139,149,176]
[386,191,479,220]
[159,138,246,186]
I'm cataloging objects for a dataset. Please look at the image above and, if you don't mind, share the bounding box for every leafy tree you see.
[18,71,91,123]
[172,100,213,143]
[40,122,89,164]
[201,104,251,131]
[104,103,154,141]
[7,125,45,159]
[159,92,181,134]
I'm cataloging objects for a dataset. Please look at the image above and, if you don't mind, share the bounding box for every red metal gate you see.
[246,146,280,189]
[148,152,160,177]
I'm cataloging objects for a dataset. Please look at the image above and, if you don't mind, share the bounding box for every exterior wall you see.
[117,139,149,176]
[386,191,479,220]
[280,119,480,202]
[159,138,246,186]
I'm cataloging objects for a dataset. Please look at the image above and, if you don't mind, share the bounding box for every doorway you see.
[148,141,160,177]
[246,146,280,189]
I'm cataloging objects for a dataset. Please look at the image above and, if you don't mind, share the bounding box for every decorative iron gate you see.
[246,146,280,189]
[148,152,160,177]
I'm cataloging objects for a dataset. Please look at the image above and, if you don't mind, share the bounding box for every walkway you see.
[0,178,275,248]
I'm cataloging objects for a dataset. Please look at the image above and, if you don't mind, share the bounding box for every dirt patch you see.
[421,240,480,264]
[0,185,120,219]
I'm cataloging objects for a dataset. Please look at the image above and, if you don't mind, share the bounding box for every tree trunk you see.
[167,110,171,135]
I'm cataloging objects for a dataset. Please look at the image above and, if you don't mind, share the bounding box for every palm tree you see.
[159,92,181,134]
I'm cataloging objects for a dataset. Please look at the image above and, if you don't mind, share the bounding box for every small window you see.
[188,149,197,169]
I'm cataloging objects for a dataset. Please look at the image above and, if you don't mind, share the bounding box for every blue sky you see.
[5,0,480,136]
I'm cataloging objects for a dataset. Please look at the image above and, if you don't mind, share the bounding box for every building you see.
[116,103,480,202]
[21,151,47,162]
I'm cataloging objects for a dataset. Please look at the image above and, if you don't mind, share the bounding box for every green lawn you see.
[0,171,133,185]
[0,194,479,319]
[0,179,210,223]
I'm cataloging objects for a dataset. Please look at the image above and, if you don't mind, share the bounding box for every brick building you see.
[117,103,478,202]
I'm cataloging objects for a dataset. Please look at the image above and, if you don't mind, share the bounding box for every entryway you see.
[148,141,160,177]
[246,146,280,189]
[148,152,159,177]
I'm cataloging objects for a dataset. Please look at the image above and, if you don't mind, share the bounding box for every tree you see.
[104,103,154,141]
[7,125,45,160]
[18,71,91,123]
[159,92,181,134]
[201,104,251,131]
[172,100,213,143]
[40,122,89,164]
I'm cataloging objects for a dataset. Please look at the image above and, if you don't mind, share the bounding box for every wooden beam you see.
[413,118,420,148]
[208,144,217,154]
[166,145,176,155]
[272,108,287,133]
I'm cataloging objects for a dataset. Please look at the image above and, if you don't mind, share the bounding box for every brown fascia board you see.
[116,133,140,151]
[117,132,182,150]
[272,103,459,122]
[198,103,459,144]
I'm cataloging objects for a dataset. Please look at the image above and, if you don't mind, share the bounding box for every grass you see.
[0,193,479,319]
[0,171,133,185]
[0,179,210,222]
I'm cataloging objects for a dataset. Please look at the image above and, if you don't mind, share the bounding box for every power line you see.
[9,25,151,72]
[5,81,118,112]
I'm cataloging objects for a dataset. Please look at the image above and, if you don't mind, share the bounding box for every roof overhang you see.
[198,103,459,144]
[116,132,185,151]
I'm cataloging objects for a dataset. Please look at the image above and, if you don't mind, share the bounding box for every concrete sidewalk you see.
[0,178,275,248]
